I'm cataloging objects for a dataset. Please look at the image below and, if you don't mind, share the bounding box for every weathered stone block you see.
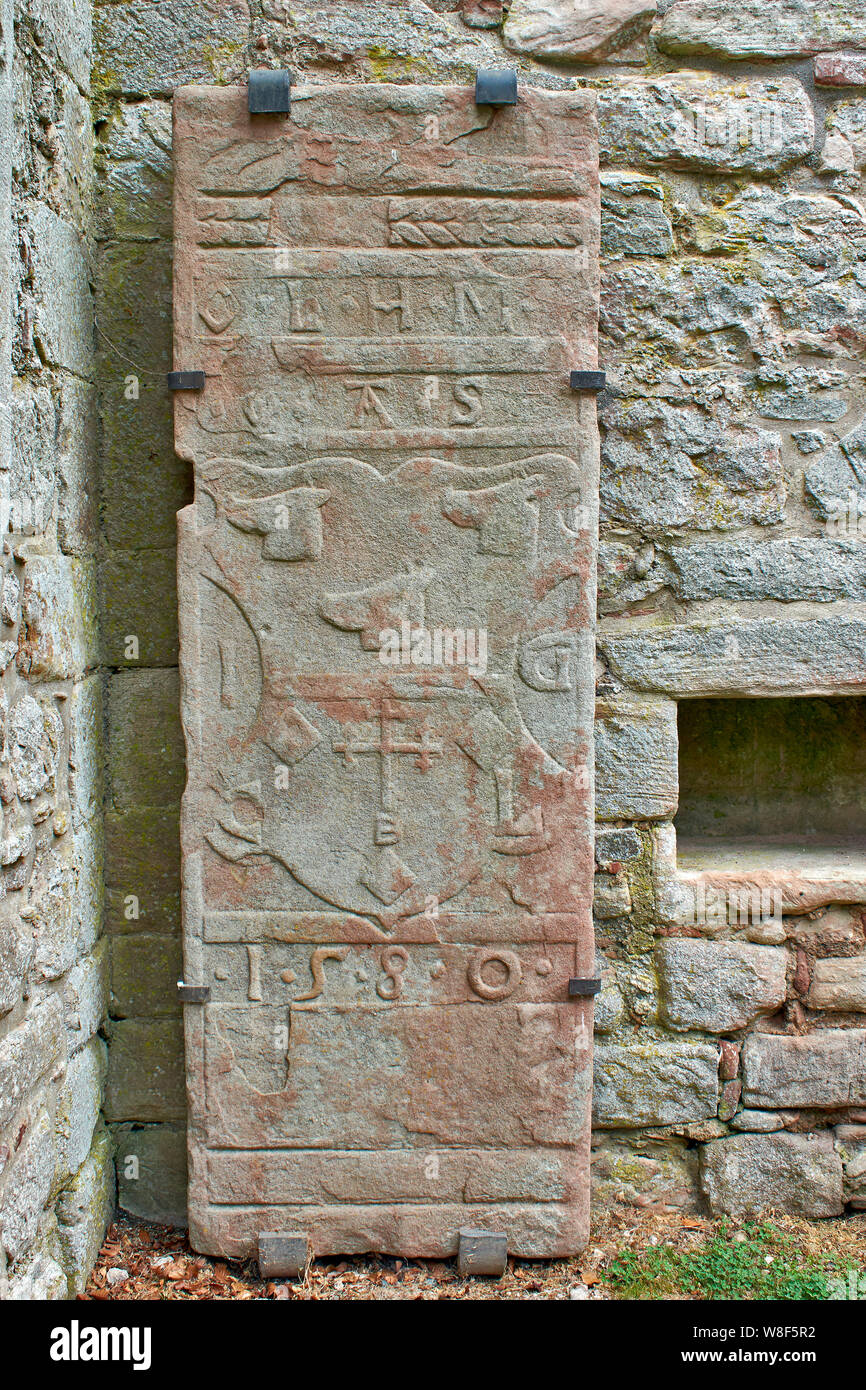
[787,908,864,953]
[93,0,250,97]
[24,0,92,91]
[55,1036,107,1183]
[112,1122,188,1227]
[8,384,59,542]
[743,1030,866,1110]
[593,970,624,1035]
[598,75,814,174]
[97,241,191,544]
[721,1040,742,1084]
[0,907,35,1019]
[69,676,103,831]
[595,698,678,820]
[718,1078,741,1122]
[0,1109,55,1264]
[595,827,642,866]
[2,689,66,819]
[600,398,785,535]
[593,871,632,920]
[63,940,108,1053]
[593,1041,720,1127]
[835,1125,866,1208]
[105,1018,186,1122]
[100,397,188,552]
[809,957,866,1012]
[599,539,666,615]
[738,189,866,342]
[657,939,787,1034]
[504,0,656,60]
[199,1196,586,1261]
[600,617,866,698]
[15,60,94,236]
[820,131,858,176]
[0,996,64,1134]
[600,171,673,259]
[17,555,98,681]
[111,934,182,1018]
[201,999,592,1155]
[97,99,173,242]
[71,816,104,955]
[105,804,181,934]
[26,846,77,983]
[108,670,185,812]
[96,238,171,357]
[96,242,189,551]
[591,1132,699,1211]
[100,549,179,667]
[55,378,98,557]
[750,363,849,423]
[208,1144,586,1207]
[701,1133,843,1219]
[460,0,503,29]
[658,0,866,59]
[55,1126,115,1295]
[255,0,501,83]
[805,416,866,527]
[666,539,866,604]
[730,1110,786,1133]
[26,202,93,377]
[1,1247,68,1300]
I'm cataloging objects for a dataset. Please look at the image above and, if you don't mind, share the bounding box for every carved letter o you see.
[467,949,522,1002]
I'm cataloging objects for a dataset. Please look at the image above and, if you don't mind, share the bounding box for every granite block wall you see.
[0,0,112,1300]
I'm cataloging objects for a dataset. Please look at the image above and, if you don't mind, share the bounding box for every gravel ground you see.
[81,1206,866,1302]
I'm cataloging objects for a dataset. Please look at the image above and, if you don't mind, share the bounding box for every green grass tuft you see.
[606,1221,857,1301]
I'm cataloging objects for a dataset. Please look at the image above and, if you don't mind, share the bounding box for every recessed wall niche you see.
[675,696,866,877]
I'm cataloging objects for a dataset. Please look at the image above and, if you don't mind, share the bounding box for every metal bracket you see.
[248,69,291,115]
[177,981,211,1004]
[258,1232,309,1279]
[475,68,517,107]
[568,977,602,998]
[167,371,205,392]
[570,370,606,393]
[458,1228,508,1278]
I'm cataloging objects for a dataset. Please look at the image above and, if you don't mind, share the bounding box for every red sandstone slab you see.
[201,1001,592,1150]
[174,81,600,1261]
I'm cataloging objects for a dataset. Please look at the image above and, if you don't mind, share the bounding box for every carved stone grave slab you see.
[173,82,601,1259]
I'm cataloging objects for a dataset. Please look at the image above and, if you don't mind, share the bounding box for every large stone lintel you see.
[600,616,866,698]
[657,1,866,60]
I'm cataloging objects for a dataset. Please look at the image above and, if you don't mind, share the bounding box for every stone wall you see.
[0,0,112,1299]
[96,0,866,1228]
[5,0,866,1275]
